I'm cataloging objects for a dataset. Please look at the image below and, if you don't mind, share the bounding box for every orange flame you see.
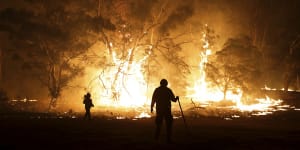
[186,25,292,115]
[85,25,295,117]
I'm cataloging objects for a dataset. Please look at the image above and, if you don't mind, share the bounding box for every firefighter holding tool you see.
[151,79,179,143]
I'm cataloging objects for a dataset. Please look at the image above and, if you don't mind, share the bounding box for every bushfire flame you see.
[88,48,150,108]
[86,42,152,118]
[86,25,295,118]
[187,25,292,115]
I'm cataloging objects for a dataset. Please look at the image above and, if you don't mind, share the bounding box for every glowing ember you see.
[262,85,295,92]
[135,112,151,118]
[11,98,38,102]
[116,116,126,120]
[235,97,284,112]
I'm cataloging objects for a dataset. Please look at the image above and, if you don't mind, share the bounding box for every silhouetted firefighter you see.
[151,79,179,143]
[83,92,94,120]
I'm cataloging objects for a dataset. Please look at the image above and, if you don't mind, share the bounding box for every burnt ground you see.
[0,111,300,150]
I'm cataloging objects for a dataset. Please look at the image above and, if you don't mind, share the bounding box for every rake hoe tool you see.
[177,97,189,134]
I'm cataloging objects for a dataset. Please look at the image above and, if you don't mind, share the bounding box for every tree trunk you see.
[0,49,2,87]
[223,84,228,100]
[47,66,60,111]
[47,97,56,112]
[284,75,291,91]
[47,98,52,112]
[297,73,299,90]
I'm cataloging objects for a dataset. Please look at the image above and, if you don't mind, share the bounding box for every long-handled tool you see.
[177,97,189,134]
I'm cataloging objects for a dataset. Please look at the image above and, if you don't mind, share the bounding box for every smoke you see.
[129,0,158,22]
[159,1,195,34]
[1,0,300,113]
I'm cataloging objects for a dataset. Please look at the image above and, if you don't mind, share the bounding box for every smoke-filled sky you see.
[0,0,300,107]
[2,0,299,39]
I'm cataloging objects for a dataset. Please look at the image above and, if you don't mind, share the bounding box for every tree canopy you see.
[0,0,115,109]
[206,35,263,100]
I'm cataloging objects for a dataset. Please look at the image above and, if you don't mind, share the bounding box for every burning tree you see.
[206,35,263,100]
[85,0,193,107]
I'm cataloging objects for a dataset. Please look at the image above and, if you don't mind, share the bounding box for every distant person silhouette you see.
[151,79,179,143]
[83,92,94,120]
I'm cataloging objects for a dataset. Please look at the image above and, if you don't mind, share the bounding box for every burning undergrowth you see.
[71,24,300,119]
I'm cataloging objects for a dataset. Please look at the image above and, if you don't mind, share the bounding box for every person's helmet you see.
[86,92,91,97]
[160,79,168,86]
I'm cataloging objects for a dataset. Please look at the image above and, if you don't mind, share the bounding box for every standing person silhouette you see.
[151,79,179,143]
[83,92,94,120]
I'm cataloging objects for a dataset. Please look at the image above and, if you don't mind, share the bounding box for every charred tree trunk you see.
[296,73,299,90]
[223,84,228,100]
[47,65,61,111]
[283,67,295,91]
[283,79,291,91]
[0,49,2,87]
[48,66,56,111]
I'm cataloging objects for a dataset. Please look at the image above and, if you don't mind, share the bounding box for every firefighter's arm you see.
[151,98,155,113]
[171,96,179,102]
[170,89,178,102]
[151,90,157,113]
